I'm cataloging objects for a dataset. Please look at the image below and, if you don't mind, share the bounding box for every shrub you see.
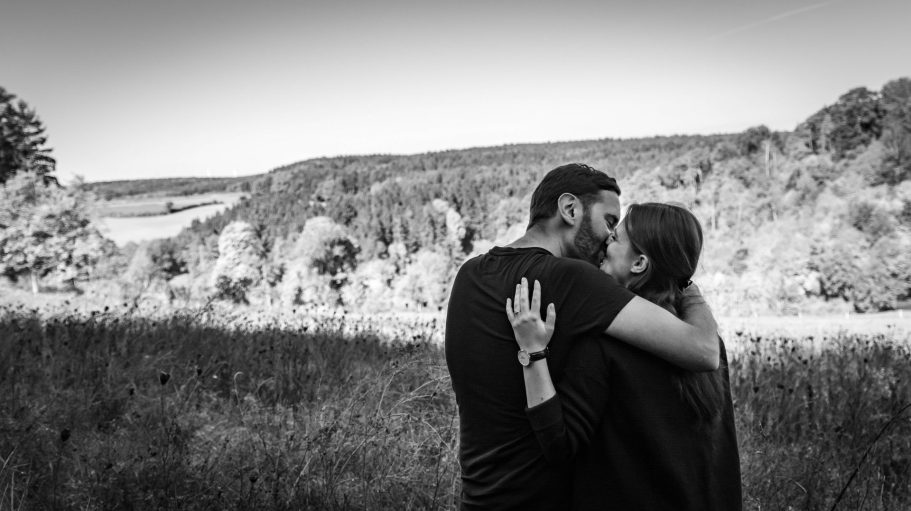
[211,221,264,303]
[847,200,895,241]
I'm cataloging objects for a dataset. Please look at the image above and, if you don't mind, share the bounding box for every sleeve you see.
[555,262,635,337]
[525,335,612,466]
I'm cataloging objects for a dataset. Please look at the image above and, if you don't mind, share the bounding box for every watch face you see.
[517,350,530,366]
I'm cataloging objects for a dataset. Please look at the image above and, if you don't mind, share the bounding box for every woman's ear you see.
[630,254,649,275]
[557,193,579,226]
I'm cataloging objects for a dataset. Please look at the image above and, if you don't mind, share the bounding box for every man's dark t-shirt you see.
[445,246,634,510]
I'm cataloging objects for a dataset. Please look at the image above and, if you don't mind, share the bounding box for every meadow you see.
[97,193,248,217]
[94,192,249,246]
[1,300,910,510]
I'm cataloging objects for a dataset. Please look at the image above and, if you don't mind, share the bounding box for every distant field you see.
[98,193,246,245]
[98,192,246,217]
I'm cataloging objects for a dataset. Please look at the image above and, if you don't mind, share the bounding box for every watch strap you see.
[528,347,549,361]
[518,346,550,366]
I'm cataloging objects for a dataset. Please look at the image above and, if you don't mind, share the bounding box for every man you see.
[445,163,719,510]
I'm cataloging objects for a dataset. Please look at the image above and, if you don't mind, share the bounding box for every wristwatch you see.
[517,347,549,367]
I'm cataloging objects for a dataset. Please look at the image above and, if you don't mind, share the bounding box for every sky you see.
[2,0,910,183]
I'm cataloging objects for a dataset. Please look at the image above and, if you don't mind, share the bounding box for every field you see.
[97,193,247,246]
[1,299,910,510]
[84,177,256,202]
[97,193,248,218]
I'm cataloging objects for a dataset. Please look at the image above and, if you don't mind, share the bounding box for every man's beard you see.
[572,211,603,266]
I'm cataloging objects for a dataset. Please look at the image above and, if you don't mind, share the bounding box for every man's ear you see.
[630,254,649,275]
[557,193,579,226]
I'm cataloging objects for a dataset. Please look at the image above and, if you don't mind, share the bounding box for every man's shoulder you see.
[534,254,611,282]
[472,246,606,270]
[456,247,613,287]
[453,252,487,278]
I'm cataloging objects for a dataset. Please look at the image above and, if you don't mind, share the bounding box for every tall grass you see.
[0,303,458,510]
[1,302,909,510]
[730,332,911,510]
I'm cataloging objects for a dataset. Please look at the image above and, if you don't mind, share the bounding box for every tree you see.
[0,173,113,293]
[827,87,885,159]
[210,221,264,304]
[279,217,359,306]
[0,86,56,185]
[291,216,359,289]
[393,249,453,311]
[736,125,772,156]
[847,200,894,242]
[878,78,911,184]
[796,87,885,160]
[340,258,396,312]
[808,231,910,312]
[146,238,188,279]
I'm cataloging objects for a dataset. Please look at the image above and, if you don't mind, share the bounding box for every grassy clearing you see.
[1,302,909,510]
[0,303,459,510]
[97,193,247,218]
[99,204,235,246]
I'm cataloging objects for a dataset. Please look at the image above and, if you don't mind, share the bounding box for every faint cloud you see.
[706,1,835,42]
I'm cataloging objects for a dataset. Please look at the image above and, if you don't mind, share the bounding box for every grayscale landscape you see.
[2,0,910,509]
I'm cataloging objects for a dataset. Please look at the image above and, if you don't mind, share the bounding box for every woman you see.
[506,203,741,510]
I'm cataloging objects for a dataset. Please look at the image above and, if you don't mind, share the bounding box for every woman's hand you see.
[506,278,556,353]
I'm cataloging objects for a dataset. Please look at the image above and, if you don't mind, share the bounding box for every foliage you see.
[146,238,189,280]
[9,75,901,314]
[847,200,895,241]
[289,217,359,279]
[340,258,397,312]
[393,249,454,312]
[878,78,911,185]
[799,87,885,160]
[0,173,113,292]
[122,243,162,295]
[211,221,264,304]
[901,198,911,227]
[280,217,360,307]
[199,135,731,258]
[735,125,772,156]
[84,176,256,200]
[0,86,56,185]
[808,231,911,313]
[167,92,909,313]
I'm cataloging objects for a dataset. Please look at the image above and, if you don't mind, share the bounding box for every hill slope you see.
[129,78,911,315]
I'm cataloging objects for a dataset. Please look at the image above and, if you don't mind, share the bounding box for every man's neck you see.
[505,225,566,257]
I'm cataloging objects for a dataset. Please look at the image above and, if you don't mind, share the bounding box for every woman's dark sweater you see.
[527,335,742,510]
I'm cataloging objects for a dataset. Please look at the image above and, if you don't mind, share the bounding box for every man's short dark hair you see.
[528,163,621,226]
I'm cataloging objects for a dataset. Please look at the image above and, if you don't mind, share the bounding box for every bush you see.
[214,275,253,304]
[211,221,264,303]
[847,200,895,241]
[810,233,911,312]
[736,125,772,156]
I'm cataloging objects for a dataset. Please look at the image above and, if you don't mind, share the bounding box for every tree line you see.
[2,79,910,314]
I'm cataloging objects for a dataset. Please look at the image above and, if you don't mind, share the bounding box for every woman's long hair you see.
[622,203,725,423]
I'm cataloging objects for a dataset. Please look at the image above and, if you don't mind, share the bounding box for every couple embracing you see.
[445,163,742,510]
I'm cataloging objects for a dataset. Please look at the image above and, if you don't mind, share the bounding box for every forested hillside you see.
[6,80,909,315]
[120,78,907,316]
[85,176,255,200]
